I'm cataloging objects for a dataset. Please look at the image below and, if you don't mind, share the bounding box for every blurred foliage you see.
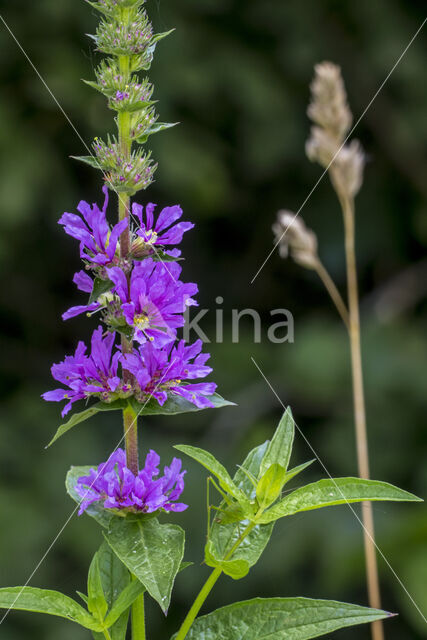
[0,0,426,639]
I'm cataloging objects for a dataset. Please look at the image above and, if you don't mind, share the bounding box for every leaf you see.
[65,465,113,529]
[259,408,294,476]
[208,443,274,570]
[47,406,103,447]
[136,121,178,144]
[92,542,132,640]
[104,579,145,628]
[175,597,391,640]
[150,249,183,263]
[257,477,422,524]
[256,464,288,510]
[174,445,248,508]
[283,460,315,485]
[0,587,101,631]
[77,591,89,605]
[71,155,103,170]
[104,516,185,614]
[89,277,114,304]
[204,541,249,580]
[48,393,234,446]
[151,29,175,45]
[87,551,108,621]
[126,393,235,416]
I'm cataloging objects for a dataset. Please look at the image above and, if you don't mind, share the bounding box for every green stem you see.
[116,23,138,473]
[131,577,146,640]
[102,628,112,640]
[123,404,139,475]
[175,522,255,640]
[335,179,384,640]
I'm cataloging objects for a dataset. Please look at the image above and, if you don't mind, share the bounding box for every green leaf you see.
[71,155,103,170]
[150,249,183,263]
[89,277,114,304]
[104,579,145,628]
[208,443,274,570]
[65,465,113,528]
[92,542,132,640]
[175,597,391,640]
[283,459,315,485]
[259,408,294,476]
[76,591,89,606]
[47,406,103,447]
[204,541,250,580]
[256,463,288,510]
[104,516,185,614]
[126,393,235,416]
[151,29,175,45]
[87,551,108,621]
[136,121,178,144]
[174,445,248,508]
[49,393,234,446]
[257,477,423,524]
[0,587,101,631]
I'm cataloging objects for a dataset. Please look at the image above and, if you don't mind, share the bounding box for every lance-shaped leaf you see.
[259,408,294,476]
[66,465,113,529]
[174,597,392,640]
[48,393,234,447]
[208,443,274,571]
[104,516,184,614]
[282,460,315,486]
[87,551,108,622]
[257,477,422,524]
[92,541,133,640]
[136,122,178,144]
[0,587,101,631]
[174,445,249,509]
[104,580,145,629]
[71,155,103,170]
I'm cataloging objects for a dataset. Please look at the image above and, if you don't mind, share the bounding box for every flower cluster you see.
[45,189,216,416]
[75,448,187,515]
[95,13,153,56]
[306,61,365,197]
[92,137,157,193]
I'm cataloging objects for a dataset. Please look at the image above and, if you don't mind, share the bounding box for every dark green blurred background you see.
[0,0,426,638]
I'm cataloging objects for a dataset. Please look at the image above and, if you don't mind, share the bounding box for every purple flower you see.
[107,259,198,347]
[62,271,100,321]
[42,327,127,417]
[121,338,217,409]
[133,202,194,249]
[75,448,187,515]
[58,186,127,267]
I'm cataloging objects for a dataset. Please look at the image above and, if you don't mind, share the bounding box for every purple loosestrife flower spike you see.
[121,338,217,408]
[133,202,194,251]
[107,259,198,347]
[43,326,126,416]
[75,448,187,516]
[58,186,127,268]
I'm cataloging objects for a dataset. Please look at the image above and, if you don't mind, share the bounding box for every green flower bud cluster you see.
[76,0,176,195]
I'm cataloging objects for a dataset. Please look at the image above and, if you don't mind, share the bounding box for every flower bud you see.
[272,211,318,270]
